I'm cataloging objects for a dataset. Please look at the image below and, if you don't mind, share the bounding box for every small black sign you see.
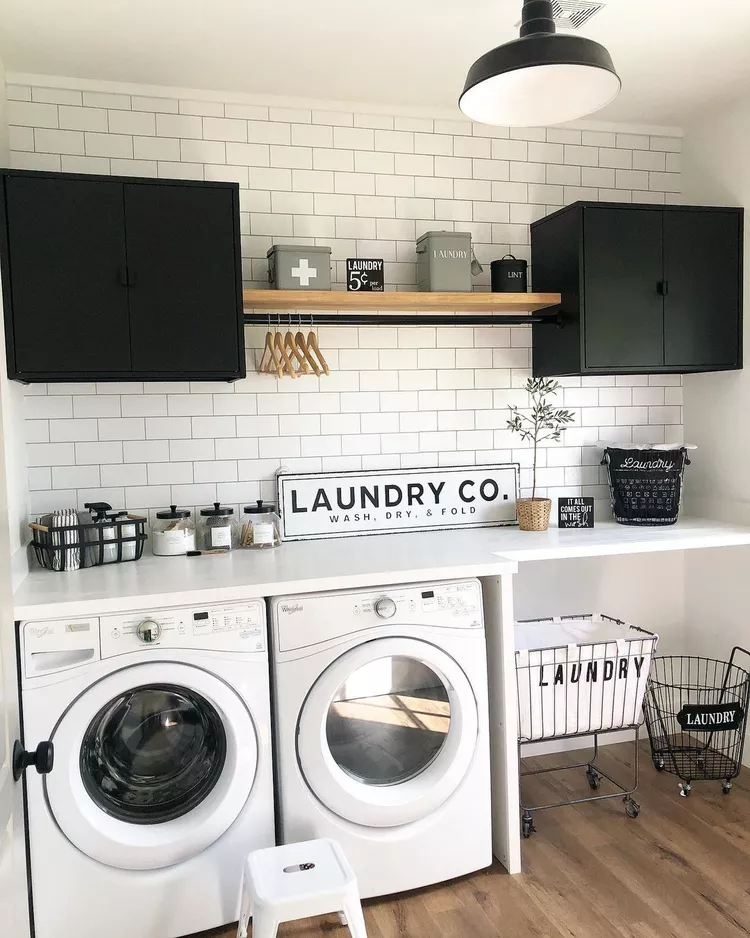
[558,497,594,528]
[677,703,745,732]
[346,258,384,292]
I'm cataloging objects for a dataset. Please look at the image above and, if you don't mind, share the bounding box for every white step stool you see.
[237,838,367,938]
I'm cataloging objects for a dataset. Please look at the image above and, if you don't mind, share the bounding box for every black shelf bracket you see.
[243,305,564,328]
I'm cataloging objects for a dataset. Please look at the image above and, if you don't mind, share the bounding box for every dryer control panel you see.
[274,579,483,652]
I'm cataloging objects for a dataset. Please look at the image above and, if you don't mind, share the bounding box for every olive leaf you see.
[507,377,575,500]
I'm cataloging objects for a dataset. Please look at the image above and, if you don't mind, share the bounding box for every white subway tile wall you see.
[9,83,683,521]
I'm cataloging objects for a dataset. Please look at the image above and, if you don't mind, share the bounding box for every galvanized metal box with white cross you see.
[267,244,333,290]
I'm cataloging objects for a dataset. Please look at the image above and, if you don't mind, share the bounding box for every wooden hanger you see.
[307,330,330,376]
[296,330,321,376]
[286,329,310,375]
[259,330,282,377]
[274,331,297,379]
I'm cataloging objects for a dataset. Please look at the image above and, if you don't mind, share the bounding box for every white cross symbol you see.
[291,258,317,287]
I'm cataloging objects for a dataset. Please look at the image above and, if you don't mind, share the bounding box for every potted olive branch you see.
[507,377,575,531]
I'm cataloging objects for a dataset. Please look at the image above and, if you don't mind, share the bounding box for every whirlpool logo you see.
[280,603,304,615]
[27,626,53,639]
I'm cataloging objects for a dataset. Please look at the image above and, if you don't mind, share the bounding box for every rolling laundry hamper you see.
[643,647,750,797]
[516,614,658,838]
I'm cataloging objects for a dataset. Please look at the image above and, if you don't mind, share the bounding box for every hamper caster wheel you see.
[586,767,601,790]
[722,781,733,795]
[654,757,665,772]
[624,797,640,819]
[521,813,536,839]
[679,782,692,798]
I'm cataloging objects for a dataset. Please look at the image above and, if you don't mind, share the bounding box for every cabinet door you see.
[124,183,242,377]
[664,209,742,369]
[2,175,131,377]
[582,207,664,370]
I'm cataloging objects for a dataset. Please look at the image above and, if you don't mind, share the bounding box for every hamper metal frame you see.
[517,615,657,837]
[643,647,750,797]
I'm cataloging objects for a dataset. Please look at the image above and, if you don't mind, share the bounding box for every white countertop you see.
[492,517,750,562]
[14,518,750,621]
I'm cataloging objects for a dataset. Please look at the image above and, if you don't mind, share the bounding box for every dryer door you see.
[297,637,478,827]
[44,661,258,870]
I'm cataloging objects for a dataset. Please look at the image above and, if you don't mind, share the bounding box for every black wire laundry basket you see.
[602,447,691,526]
[643,648,750,796]
[31,511,147,571]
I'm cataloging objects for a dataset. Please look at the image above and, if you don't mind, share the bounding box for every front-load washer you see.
[270,579,491,899]
[20,600,275,938]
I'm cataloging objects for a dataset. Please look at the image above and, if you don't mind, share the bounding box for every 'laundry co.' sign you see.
[277,465,520,541]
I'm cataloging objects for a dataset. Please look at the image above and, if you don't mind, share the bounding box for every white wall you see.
[6,78,684,528]
[0,54,32,938]
[682,96,750,762]
[683,97,750,524]
[0,66,30,585]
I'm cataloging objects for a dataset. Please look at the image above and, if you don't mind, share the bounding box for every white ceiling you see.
[0,0,748,126]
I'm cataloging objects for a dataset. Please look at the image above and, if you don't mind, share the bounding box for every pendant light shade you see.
[459,0,620,127]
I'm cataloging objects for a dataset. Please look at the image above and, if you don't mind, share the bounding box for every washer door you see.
[45,662,257,870]
[297,637,478,828]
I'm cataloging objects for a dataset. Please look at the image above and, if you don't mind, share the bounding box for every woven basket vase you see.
[516,498,552,532]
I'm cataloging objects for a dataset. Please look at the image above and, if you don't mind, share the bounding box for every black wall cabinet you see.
[531,201,743,376]
[0,169,245,382]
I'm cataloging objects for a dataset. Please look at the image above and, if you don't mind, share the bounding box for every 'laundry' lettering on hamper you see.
[621,457,675,471]
[538,656,645,687]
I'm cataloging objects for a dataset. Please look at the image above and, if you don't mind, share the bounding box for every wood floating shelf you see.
[242,289,561,314]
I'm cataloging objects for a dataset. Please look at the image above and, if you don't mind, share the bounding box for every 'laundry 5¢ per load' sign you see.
[277,465,520,541]
[346,258,384,291]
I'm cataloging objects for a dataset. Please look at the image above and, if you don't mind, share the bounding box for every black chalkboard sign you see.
[558,497,594,528]
[678,703,745,732]
[346,258,384,292]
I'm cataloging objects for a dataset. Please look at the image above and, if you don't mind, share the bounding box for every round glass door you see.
[326,656,451,787]
[297,637,478,828]
[46,661,258,870]
[80,683,227,824]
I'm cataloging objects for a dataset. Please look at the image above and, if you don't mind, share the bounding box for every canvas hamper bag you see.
[602,446,691,526]
[516,614,658,742]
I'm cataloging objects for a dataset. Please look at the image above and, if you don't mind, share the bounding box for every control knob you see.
[374,597,397,620]
[136,619,162,644]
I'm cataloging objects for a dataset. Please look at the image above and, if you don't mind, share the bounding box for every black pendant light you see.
[459,0,620,127]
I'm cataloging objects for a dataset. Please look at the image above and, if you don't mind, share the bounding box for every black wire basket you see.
[602,447,691,526]
[643,648,750,796]
[31,512,148,571]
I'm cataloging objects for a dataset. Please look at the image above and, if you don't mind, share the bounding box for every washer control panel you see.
[275,579,483,652]
[100,600,266,657]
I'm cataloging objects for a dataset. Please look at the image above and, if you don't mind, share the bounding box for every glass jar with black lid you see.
[242,500,282,549]
[197,502,239,551]
[152,505,196,556]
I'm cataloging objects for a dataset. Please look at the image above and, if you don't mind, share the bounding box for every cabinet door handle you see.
[657,280,669,296]
[128,269,137,287]
[117,267,128,286]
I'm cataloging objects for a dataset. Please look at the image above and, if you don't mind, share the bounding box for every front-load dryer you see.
[20,600,275,938]
[270,579,491,899]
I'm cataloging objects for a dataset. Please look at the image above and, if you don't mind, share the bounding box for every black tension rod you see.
[243,310,563,327]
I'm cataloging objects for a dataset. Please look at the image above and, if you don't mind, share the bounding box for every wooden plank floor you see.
[196,743,750,938]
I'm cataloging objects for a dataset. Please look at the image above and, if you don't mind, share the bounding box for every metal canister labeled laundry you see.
[491,254,528,292]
